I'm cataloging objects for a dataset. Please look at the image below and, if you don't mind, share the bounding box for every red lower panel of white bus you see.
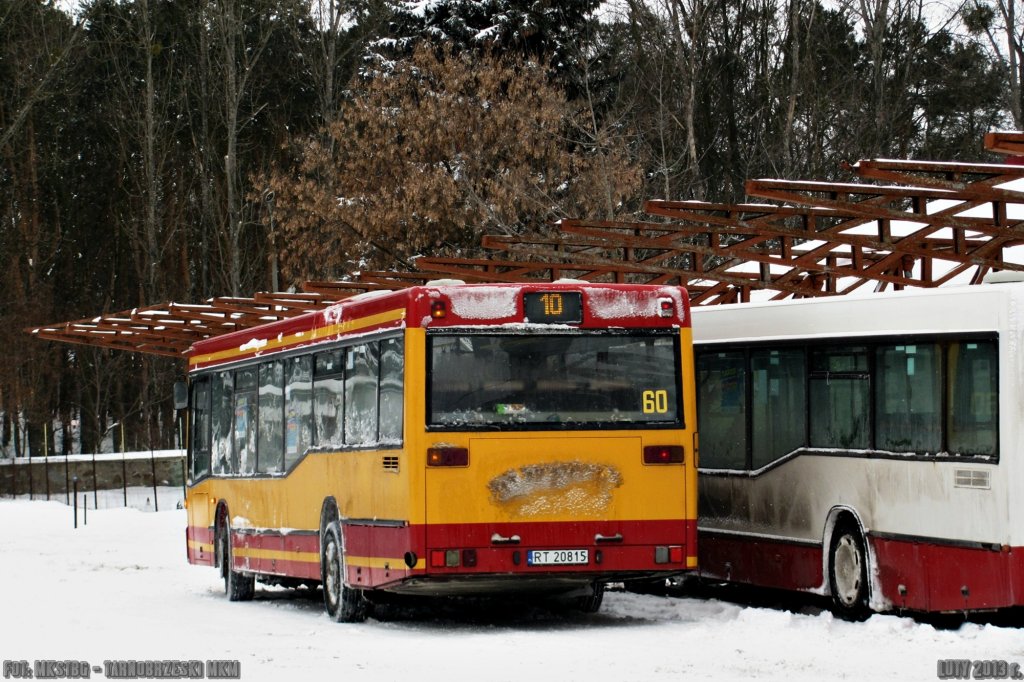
[699,530,1024,612]
[871,535,1024,612]
[697,531,823,592]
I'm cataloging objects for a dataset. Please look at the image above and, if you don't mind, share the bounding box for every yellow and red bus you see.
[182,281,698,621]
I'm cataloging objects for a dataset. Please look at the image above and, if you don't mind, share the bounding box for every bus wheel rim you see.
[325,537,340,609]
[833,535,862,606]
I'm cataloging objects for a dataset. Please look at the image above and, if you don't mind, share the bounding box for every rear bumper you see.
[383,571,687,597]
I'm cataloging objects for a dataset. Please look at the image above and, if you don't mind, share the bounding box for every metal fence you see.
[0,450,186,512]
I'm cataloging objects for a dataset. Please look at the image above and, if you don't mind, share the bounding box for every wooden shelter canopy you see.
[30,131,1024,357]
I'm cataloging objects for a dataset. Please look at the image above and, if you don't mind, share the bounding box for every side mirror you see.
[173,381,189,411]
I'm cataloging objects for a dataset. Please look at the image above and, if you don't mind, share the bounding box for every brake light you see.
[643,445,683,464]
[655,545,685,564]
[658,298,674,317]
[427,446,469,467]
[429,549,471,568]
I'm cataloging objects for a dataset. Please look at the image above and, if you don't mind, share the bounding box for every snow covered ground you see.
[0,500,1020,682]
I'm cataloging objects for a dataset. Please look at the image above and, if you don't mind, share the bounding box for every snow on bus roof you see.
[586,285,686,320]
[439,284,519,320]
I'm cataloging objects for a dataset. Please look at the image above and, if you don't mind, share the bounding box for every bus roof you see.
[691,279,1024,345]
[188,282,690,371]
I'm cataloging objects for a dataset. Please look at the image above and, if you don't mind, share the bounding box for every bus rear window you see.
[428,333,681,429]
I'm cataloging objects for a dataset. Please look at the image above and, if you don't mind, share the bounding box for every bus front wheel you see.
[828,521,870,620]
[220,522,255,602]
[321,522,368,623]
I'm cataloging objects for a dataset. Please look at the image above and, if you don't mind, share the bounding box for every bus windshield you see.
[428,332,681,429]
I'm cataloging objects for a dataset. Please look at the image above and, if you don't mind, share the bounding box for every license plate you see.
[526,549,589,566]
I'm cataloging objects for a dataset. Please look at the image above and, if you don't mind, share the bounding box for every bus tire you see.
[321,522,367,623]
[828,520,870,620]
[575,581,605,613]
[220,521,255,602]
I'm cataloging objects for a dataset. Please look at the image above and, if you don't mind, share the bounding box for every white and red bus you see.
[182,282,698,621]
[692,279,1022,616]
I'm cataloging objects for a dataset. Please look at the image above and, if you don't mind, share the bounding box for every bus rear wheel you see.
[220,522,255,602]
[575,581,605,613]
[828,521,870,620]
[321,522,368,623]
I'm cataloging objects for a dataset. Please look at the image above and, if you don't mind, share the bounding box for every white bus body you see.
[692,282,1023,614]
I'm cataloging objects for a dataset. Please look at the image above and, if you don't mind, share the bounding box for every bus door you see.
[186,377,216,567]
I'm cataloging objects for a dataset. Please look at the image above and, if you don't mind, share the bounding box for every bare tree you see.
[843,0,928,153]
[663,0,711,197]
[97,0,186,303]
[966,0,1024,127]
[0,0,82,154]
[0,0,80,457]
[203,0,277,295]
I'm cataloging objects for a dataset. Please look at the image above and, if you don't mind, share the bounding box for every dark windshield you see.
[428,332,681,429]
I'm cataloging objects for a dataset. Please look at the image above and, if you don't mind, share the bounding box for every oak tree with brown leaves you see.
[260,44,642,283]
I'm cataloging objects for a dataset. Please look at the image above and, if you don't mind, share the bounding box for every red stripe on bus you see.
[190,520,696,586]
[421,544,692,575]
[231,531,317,554]
[698,532,823,591]
[420,519,694,577]
[228,532,320,580]
[187,525,215,544]
[189,319,403,370]
[699,530,1024,611]
[193,520,691,558]
[186,526,216,567]
[341,523,419,558]
[242,556,321,581]
[872,536,1024,611]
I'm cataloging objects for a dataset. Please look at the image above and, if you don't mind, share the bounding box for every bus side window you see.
[947,341,998,456]
[379,338,404,444]
[809,347,870,450]
[750,348,806,469]
[346,342,380,445]
[191,377,212,480]
[696,351,748,470]
[875,344,941,453]
[314,350,345,447]
[285,356,313,470]
[212,371,234,475]
[258,360,285,473]
[234,368,258,475]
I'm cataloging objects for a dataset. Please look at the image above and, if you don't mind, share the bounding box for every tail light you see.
[429,549,474,569]
[655,545,685,564]
[430,549,461,568]
[427,446,468,467]
[643,445,684,464]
